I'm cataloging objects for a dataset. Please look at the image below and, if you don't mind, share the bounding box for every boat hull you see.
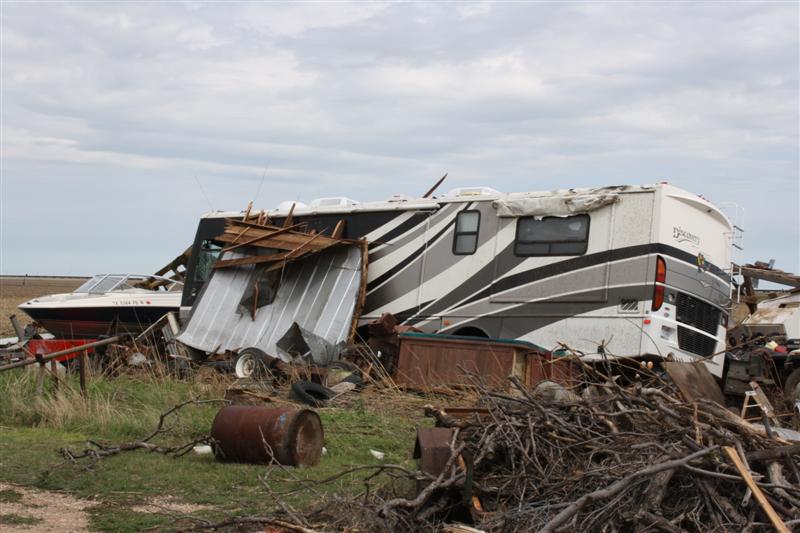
[20,305,178,338]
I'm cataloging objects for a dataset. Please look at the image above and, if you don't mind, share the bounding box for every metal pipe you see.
[0,335,125,373]
[79,350,87,397]
[9,314,24,340]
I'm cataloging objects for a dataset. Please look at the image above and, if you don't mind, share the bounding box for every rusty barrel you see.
[210,406,324,466]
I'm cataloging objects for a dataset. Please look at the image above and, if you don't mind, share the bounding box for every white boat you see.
[18,274,183,338]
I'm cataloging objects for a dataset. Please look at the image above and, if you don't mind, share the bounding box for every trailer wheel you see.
[784,368,800,402]
[234,347,276,379]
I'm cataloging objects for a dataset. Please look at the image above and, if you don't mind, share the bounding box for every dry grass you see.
[0,276,87,337]
[0,364,230,438]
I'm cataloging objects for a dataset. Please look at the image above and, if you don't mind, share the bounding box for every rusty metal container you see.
[210,406,324,466]
[395,332,551,391]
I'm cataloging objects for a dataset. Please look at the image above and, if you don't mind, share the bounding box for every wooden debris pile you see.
[371,371,800,532]
[212,204,362,273]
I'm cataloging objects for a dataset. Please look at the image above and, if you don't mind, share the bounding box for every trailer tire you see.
[290,380,335,407]
[234,347,276,379]
[784,368,800,402]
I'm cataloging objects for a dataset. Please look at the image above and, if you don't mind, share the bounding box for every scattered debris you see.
[369,449,386,461]
[130,496,212,516]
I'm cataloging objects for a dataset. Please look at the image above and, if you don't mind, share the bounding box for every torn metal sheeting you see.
[176,244,367,364]
[276,322,343,366]
[414,427,456,479]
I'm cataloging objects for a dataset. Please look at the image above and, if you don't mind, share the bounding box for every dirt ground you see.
[0,482,90,532]
[0,277,87,337]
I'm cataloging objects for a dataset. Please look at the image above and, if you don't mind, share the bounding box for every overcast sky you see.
[1,1,798,278]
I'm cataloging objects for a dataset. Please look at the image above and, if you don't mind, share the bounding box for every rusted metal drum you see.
[210,406,324,466]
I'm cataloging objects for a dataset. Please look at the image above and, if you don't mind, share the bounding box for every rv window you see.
[453,210,480,255]
[515,214,589,256]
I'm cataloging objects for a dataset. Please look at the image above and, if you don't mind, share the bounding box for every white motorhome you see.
[183,183,733,375]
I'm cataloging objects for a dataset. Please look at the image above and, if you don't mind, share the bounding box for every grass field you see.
[0,277,433,531]
[0,367,430,531]
[0,276,87,337]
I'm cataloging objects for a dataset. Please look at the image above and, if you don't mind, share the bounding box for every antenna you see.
[253,162,270,207]
[422,172,448,198]
[194,175,214,212]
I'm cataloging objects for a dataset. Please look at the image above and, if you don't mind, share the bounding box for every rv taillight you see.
[652,256,666,311]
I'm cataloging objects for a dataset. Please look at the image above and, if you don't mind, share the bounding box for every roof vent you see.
[387,193,413,202]
[445,187,501,197]
[276,201,308,211]
[309,197,360,208]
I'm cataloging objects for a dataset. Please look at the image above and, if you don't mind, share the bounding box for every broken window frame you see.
[514,214,590,257]
[452,210,481,255]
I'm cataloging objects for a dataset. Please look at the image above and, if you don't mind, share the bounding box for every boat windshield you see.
[75,275,126,294]
[74,274,183,294]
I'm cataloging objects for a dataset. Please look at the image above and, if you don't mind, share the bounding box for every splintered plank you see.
[222,221,344,248]
[221,223,306,253]
[216,233,340,253]
[214,234,340,269]
[331,219,345,239]
[723,446,789,533]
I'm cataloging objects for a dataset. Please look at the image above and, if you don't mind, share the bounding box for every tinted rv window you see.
[515,214,589,256]
[453,210,480,255]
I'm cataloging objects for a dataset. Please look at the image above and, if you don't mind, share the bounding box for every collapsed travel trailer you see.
[181,183,734,376]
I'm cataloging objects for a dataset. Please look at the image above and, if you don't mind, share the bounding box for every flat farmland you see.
[0,276,87,337]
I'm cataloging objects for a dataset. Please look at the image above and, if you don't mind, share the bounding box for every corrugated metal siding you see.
[177,245,363,360]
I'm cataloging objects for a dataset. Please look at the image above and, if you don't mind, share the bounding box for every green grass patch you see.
[86,505,172,533]
[0,513,43,526]
[0,488,22,503]
[0,368,427,531]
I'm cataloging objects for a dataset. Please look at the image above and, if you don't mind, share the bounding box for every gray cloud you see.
[1,1,797,277]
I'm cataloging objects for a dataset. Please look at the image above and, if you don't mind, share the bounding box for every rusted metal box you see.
[395,332,554,391]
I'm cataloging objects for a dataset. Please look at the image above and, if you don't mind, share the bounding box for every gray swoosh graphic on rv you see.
[436,284,654,335]
[441,269,652,321]
[410,245,728,324]
[364,203,472,314]
[369,203,458,262]
[367,203,471,290]
[368,211,428,256]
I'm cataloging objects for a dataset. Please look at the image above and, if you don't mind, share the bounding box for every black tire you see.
[290,380,335,407]
[784,367,800,402]
[234,347,276,379]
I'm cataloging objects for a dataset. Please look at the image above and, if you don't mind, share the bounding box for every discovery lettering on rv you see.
[672,227,700,246]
